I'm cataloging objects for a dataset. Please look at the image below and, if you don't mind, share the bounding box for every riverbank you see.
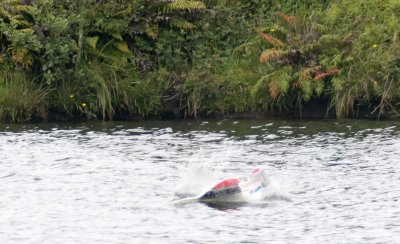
[41,98,387,123]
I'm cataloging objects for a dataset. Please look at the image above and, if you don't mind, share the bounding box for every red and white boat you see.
[175,168,270,204]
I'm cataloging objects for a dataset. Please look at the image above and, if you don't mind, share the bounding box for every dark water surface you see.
[1,119,399,243]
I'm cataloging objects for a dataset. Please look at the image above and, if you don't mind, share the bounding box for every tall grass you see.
[0,73,48,122]
[55,62,163,120]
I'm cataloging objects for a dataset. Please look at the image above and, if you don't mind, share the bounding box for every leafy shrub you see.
[254,0,400,118]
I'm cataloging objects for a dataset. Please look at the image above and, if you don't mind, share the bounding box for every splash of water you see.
[174,165,218,198]
[260,178,292,202]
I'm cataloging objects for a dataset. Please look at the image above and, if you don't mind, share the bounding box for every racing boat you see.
[174,168,270,205]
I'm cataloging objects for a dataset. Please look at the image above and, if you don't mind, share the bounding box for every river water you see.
[1,119,399,243]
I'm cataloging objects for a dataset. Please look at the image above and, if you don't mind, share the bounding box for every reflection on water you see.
[203,201,251,211]
[1,119,400,243]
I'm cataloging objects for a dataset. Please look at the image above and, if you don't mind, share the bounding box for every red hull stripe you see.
[212,178,240,189]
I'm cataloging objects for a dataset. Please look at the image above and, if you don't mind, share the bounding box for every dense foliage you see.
[0,0,399,122]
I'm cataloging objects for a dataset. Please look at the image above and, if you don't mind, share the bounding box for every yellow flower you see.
[270,28,276,32]
[70,94,74,99]
[81,103,87,107]
[372,44,378,48]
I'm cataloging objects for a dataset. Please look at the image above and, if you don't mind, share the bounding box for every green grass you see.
[0,73,48,123]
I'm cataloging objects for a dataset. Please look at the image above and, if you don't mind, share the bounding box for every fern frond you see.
[84,38,130,63]
[331,77,345,92]
[14,5,33,15]
[111,33,123,41]
[169,18,196,30]
[251,75,268,97]
[275,12,298,26]
[318,34,341,47]
[3,0,22,6]
[234,39,261,54]
[0,7,11,19]
[115,41,130,54]
[315,79,325,96]
[299,79,313,101]
[100,44,129,63]
[144,23,158,39]
[164,0,206,12]
[298,66,321,81]
[314,69,340,80]
[115,4,133,17]
[255,28,283,48]
[11,18,32,28]
[85,36,99,50]
[268,66,292,98]
[269,82,280,99]
[259,49,285,63]
[98,19,128,34]
[252,67,292,99]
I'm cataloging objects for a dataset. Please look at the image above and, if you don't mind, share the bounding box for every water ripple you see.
[1,120,400,243]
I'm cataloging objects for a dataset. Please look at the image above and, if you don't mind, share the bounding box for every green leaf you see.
[115,41,130,54]
[85,36,99,50]
[111,33,123,41]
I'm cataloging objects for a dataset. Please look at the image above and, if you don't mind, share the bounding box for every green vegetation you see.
[0,0,399,122]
